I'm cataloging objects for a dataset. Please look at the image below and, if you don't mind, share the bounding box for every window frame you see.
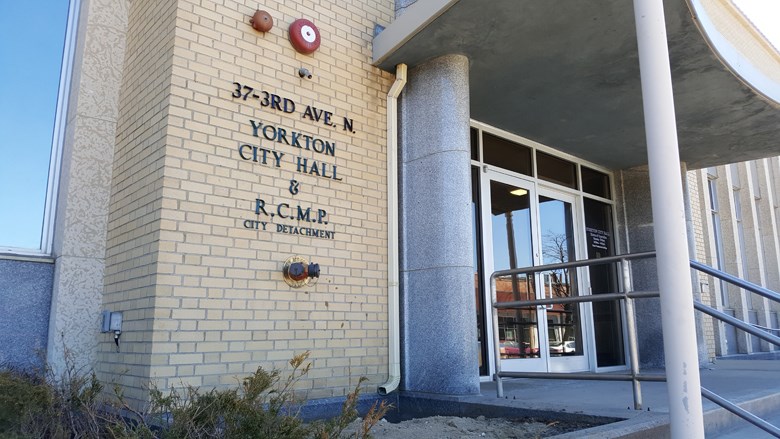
[1,0,81,256]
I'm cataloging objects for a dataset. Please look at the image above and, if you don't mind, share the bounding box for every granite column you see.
[399,54,479,395]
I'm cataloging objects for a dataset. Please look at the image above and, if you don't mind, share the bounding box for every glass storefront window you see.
[470,127,479,161]
[473,125,619,372]
[537,151,577,189]
[483,132,532,176]
[581,166,611,199]
[471,167,488,375]
[583,198,624,367]
[0,1,72,252]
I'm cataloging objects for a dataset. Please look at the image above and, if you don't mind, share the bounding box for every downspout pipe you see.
[378,63,407,395]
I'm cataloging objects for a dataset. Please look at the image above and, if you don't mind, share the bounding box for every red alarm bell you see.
[250,10,273,33]
[289,18,320,54]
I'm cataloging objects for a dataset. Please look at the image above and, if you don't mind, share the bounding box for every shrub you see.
[145,352,312,439]
[0,361,146,438]
[0,351,391,439]
[311,377,391,439]
[143,351,391,439]
[0,368,50,436]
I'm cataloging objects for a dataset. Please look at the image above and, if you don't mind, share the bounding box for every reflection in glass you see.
[490,181,539,359]
[483,133,533,176]
[581,166,611,199]
[537,152,578,189]
[472,168,487,375]
[584,198,624,366]
[539,196,583,357]
[470,127,480,161]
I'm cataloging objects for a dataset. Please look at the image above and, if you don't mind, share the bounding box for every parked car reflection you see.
[550,340,576,355]
[500,340,540,358]
[499,340,520,357]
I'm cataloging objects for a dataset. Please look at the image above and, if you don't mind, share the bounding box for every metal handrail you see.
[490,251,780,437]
[491,251,656,279]
[691,261,780,438]
[753,323,780,334]
[490,251,656,409]
[691,260,780,303]
[701,387,780,437]
[693,301,780,347]
[493,291,659,309]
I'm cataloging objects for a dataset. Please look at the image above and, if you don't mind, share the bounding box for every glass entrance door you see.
[538,189,589,372]
[482,170,590,373]
[483,172,545,372]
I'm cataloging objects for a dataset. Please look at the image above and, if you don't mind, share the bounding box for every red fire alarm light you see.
[289,18,320,54]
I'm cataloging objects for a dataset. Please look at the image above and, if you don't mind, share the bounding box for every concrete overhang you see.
[373,0,780,170]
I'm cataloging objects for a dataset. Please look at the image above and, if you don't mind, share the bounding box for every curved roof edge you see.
[372,0,780,170]
[689,0,780,106]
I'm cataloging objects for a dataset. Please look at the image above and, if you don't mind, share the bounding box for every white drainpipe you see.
[378,63,407,395]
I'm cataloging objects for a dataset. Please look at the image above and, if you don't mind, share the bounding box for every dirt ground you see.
[345,415,597,438]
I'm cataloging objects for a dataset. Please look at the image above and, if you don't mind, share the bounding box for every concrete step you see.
[474,359,780,438]
[550,387,780,438]
[712,413,780,439]
[705,391,780,438]
[537,359,780,438]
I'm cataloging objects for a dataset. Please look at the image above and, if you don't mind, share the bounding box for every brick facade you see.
[688,160,780,359]
[99,0,394,404]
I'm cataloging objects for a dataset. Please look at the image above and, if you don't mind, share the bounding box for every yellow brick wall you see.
[687,170,717,359]
[99,0,179,404]
[100,0,395,403]
[700,0,780,84]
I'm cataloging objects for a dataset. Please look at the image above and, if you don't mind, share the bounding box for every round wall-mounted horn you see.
[289,18,320,54]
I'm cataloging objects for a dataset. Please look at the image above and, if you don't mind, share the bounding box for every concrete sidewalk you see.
[465,359,780,437]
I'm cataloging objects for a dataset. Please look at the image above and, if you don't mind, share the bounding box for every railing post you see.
[491,274,504,398]
[622,259,643,410]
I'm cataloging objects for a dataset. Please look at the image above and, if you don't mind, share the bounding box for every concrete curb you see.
[550,390,780,438]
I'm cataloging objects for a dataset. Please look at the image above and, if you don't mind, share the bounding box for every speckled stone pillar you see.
[616,165,710,368]
[615,166,664,368]
[46,0,128,376]
[399,54,479,395]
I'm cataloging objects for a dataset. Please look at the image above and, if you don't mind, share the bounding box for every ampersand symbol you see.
[289,179,300,195]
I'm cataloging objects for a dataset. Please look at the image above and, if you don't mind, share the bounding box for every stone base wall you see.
[0,258,54,369]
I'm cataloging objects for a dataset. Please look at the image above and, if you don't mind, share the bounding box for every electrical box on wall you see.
[110,312,123,331]
[101,310,111,332]
[102,310,124,352]
[101,310,123,332]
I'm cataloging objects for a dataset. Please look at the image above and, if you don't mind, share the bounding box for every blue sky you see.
[0,1,69,249]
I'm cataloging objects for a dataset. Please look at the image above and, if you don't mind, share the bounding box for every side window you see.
[0,1,73,253]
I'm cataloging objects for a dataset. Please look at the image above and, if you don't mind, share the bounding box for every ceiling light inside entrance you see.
[510,188,528,197]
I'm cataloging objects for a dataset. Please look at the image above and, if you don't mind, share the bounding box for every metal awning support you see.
[632,0,705,437]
